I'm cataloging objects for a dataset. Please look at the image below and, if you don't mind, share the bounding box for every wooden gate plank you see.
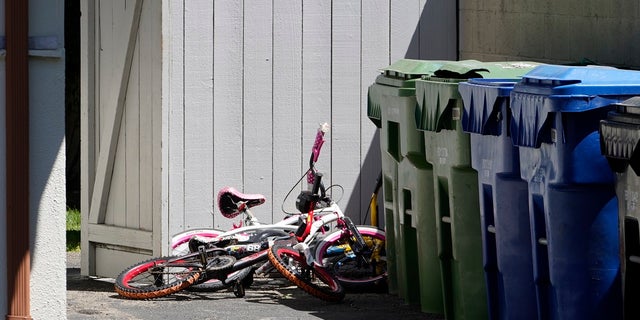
[87,224,152,250]
[80,0,97,276]
[89,0,143,225]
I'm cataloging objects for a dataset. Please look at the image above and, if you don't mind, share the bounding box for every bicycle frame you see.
[290,178,367,269]
[170,208,302,255]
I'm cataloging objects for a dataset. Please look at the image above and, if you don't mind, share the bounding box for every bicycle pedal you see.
[233,281,245,298]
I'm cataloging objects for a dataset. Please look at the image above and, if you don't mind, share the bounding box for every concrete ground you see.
[66,251,443,320]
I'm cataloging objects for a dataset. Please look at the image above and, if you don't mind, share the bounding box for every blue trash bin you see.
[459,79,537,320]
[509,65,640,320]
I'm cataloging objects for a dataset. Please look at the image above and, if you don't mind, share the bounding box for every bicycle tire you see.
[268,242,345,302]
[315,226,387,289]
[115,255,202,300]
[171,228,225,256]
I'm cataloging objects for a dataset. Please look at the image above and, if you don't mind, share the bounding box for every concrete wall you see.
[0,0,67,318]
[459,0,640,68]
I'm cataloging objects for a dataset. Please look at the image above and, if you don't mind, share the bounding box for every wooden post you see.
[5,0,31,318]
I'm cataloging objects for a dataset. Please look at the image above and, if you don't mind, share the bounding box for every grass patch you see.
[67,208,81,252]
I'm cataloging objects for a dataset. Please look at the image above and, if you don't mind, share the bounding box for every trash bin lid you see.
[513,65,640,100]
[380,59,447,79]
[416,61,539,132]
[431,60,540,80]
[369,60,448,128]
[376,59,447,88]
[459,79,520,135]
[600,96,640,174]
[511,65,640,147]
[609,96,640,121]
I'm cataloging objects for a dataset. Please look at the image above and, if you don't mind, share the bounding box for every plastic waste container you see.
[600,96,640,320]
[509,65,640,320]
[459,78,537,320]
[367,59,445,312]
[415,60,539,320]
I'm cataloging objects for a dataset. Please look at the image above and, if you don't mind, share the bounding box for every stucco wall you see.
[0,0,66,318]
[459,0,640,68]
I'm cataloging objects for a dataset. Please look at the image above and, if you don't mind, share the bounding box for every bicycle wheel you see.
[171,228,225,255]
[115,255,203,299]
[268,241,345,302]
[314,226,387,289]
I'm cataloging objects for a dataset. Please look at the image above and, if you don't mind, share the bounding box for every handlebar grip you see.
[311,172,323,195]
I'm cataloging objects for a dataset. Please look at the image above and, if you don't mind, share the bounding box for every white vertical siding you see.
[360,0,390,224]
[301,0,333,192]
[183,0,214,229]
[331,0,362,220]
[272,0,303,216]
[167,0,186,234]
[243,0,274,221]
[166,0,455,232]
[212,0,244,228]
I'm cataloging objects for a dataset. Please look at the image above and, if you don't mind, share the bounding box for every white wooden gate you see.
[81,0,162,277]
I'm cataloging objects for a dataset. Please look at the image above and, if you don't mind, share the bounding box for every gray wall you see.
[459,0,640,68]
[163,0,458,238]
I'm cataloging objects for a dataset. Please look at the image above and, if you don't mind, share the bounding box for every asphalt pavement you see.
[66,251,443,320]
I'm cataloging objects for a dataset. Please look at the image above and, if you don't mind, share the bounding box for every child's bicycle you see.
[267,169,386,302]
[114,187,296,299]
[114,123,387,300]
[165,187,303,292]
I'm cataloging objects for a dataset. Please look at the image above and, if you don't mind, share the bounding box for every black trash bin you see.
[600,96,640,320]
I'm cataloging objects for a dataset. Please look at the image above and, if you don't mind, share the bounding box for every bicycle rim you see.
[315,226,387,288]
[268,243,345,302]
[115,255,202,299]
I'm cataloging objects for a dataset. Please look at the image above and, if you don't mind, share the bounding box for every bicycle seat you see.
[217,187,266,218]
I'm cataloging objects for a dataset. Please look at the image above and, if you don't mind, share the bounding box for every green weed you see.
[66,208,81,252]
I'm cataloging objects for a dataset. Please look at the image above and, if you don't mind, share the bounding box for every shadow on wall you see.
[403,0,458,61]
[344,130,382,226]
[342,0,458,228]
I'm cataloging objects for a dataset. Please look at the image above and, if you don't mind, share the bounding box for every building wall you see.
[0,0,66,318]
[163,0,457,237]
[459,0,640,68]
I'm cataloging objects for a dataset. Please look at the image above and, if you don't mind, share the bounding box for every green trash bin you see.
[367,59,445,311]
[415,60,539,320]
